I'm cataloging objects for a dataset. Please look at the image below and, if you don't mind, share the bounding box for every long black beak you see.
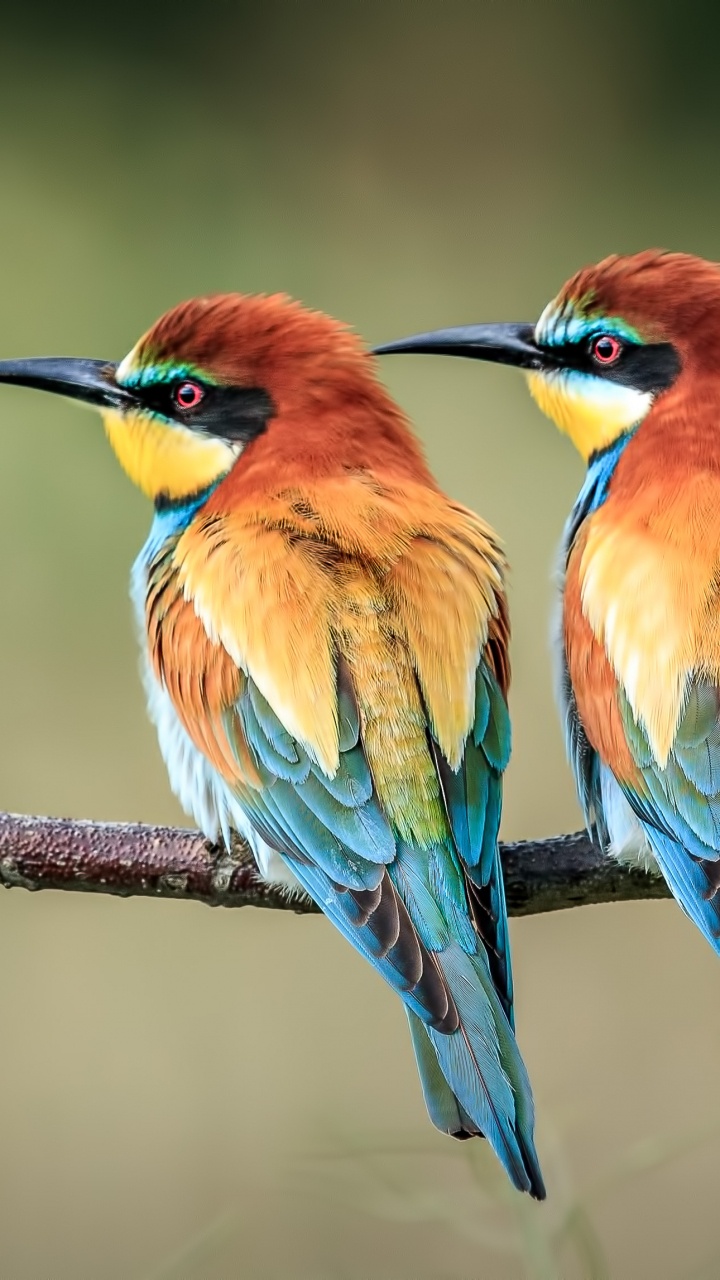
[373,322,554,372]
[0,357,132,410]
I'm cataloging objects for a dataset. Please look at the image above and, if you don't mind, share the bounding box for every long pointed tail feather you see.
[269,842,544,1196]
[410,943,545,1199]
[406,1009,480,1138]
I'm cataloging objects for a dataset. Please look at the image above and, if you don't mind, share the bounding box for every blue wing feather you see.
[431,663,514,1022]
[308,746,373,806]
[473,668,492,744]
[238,691,310,784]
[479,779,503,886]
[617,681,720,952]
[261,781,386,892]
[644,828,720,945]
[230,665,543,1197]
[480,667,512,770]
[248,682,304,764]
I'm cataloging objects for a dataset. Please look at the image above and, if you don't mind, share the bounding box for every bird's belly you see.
[599,766,658,873]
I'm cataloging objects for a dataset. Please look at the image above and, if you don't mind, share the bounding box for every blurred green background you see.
[1,2,720,1276]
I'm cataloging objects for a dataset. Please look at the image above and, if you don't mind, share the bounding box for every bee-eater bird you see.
[0,293,544,1197]
[375,250,720,957]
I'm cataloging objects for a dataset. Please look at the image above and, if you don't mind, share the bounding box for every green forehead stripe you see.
[117,358,219,389]
[582,313,642,343]
[538,302,643,348]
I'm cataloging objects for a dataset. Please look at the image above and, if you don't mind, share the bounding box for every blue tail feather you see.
[406,1009,478,1137]
[232,659,542,1195]
[425,942,545,1198]
[647,829,720,954]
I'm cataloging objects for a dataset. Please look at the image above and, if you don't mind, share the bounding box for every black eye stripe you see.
[131,380,276,443]
[541,338,681,394]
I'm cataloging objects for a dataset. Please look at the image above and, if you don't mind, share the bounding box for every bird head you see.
[374,251,720,461]
[0,293,417,505]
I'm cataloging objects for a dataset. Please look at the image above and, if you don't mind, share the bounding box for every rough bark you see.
[0,812,669,916]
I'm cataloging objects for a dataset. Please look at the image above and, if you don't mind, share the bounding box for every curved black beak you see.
[373,322,554,372]
[0,357,132,410]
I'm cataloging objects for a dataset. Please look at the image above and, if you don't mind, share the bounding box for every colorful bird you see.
[0,293,544,1197]
[375,250,720,957]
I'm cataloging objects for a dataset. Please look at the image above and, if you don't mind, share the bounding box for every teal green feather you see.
[237,689,309,784]
[227,656,543,1196]
[479,777,503,885]
[426,846,477,952]
[483,850,512,1023]
[406,1010,477,1136]
[473,667,492,745]
[390,840,450,949]
[620,694,720,860]
[480,667,512,770]
[674,682,718,749]
[466,741,491,863]
[309,745,373,806]
[288,769,395,864]
[433,740,484,868]
[618,680,720,952]
[248,682,305,766]
[263,781,386,891]
[426,942,544,1197]
[429,660,513,1018]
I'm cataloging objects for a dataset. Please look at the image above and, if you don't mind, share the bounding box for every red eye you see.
[591,334,623,365]
[174,380,204,410]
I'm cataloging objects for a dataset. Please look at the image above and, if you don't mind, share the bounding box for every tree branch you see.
[0,811,669,916]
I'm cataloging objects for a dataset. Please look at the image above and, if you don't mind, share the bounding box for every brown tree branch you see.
[0,811,670,916]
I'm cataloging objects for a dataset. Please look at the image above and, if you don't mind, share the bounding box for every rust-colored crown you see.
[137,292,373,408]
[560,250,720,356]
[135,291,433,484]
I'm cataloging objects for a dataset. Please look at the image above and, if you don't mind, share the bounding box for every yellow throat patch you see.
[102,410,238,502]
[526,369,652,460]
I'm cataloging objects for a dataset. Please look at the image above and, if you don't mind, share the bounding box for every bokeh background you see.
[1,2,719,1276]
